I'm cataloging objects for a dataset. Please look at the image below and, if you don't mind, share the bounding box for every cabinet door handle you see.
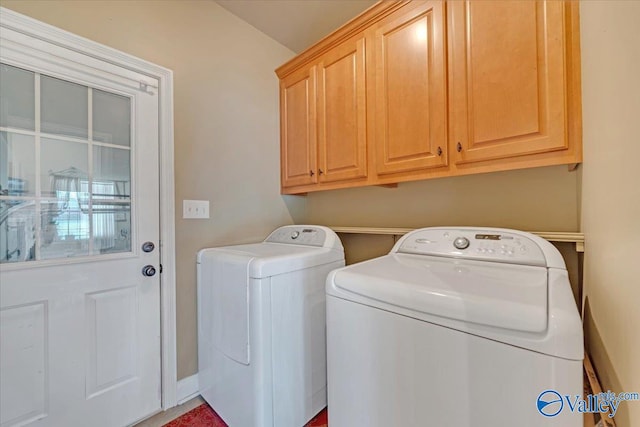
[457,142,462,153]
[437,146,442,156]
[318,169,324,175]
[310,170,315,176]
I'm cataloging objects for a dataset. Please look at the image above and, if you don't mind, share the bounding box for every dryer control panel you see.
[396,228,548,266]
[265,225,338,248]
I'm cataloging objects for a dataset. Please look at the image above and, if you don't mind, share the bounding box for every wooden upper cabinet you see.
[276,0,581,194]
[449,0,570,164]
[373,1,447,176]
[317,36,368,183]
[280,66,317,187]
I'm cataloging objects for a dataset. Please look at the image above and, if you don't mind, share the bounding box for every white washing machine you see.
[326,227,583,427]
[197,225,344,427]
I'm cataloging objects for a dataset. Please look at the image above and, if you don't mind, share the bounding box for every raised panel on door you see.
[450,0,568,164]
[280,67,317,188]
[317,37,367,183]
[374,1,447,176]
[0,303,47,427]
[85,286,138,398]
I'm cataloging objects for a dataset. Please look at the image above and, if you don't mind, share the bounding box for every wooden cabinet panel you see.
[280,67,317,187]
[450,0,568,164]
[373,1,447,175]
[317,37,367,183]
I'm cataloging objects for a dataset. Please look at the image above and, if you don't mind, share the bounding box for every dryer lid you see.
[197,225,344,278]
[330,253,548,333]
[199,243,343,278]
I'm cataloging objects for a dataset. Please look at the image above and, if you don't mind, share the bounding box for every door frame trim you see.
[0,7,179,408]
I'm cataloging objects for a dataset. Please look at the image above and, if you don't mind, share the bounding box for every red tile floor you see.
[163,403,328,427]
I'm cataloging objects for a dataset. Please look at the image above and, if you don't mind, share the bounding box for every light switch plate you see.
[183,200,210,219]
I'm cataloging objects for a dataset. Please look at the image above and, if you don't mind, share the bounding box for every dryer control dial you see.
[290,231,300,240]
[453,237,470,250]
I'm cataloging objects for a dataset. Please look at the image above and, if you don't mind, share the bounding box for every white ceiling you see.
[215,0,377,53]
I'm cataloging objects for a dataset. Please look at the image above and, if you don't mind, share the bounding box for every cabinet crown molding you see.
[275,0,407,79]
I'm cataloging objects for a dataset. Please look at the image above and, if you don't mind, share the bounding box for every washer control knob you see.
[453,237,470,250]
[291,231,300,240]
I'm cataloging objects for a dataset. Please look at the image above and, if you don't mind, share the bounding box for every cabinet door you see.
[373,1,447,176]
[317,36,367,183]
[280,66,317,188]
[450,1,568,164]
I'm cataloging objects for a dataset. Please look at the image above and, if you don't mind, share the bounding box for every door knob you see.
[142,265,156,277]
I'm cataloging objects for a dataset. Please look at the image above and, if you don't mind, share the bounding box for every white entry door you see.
[0,23,161,427]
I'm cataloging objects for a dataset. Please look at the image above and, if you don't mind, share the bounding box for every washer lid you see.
[330,253,548,333]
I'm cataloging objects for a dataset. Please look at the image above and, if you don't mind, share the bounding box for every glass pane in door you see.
[93,89,131,146]
[0,64,35,131]
[0,132,36,197]
[93,146,130,200]
[40,199,90,260]
[0,199,36,263]
[40,138,89,198]
[41,75,88,139]
[93,203,130,254]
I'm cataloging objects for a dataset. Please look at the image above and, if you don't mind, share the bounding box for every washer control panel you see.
[265,226,327,247]
[397,228,547,266]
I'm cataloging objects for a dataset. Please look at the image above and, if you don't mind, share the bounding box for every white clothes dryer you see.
[326,227,583,427]
[198,225,344,427]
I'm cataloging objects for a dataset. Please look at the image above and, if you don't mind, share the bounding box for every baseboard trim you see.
[176,373,199,405]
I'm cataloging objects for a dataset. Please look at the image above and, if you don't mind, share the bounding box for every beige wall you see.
[2,0,304,379]
[306,165,579,231]
[580,2,640,427]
